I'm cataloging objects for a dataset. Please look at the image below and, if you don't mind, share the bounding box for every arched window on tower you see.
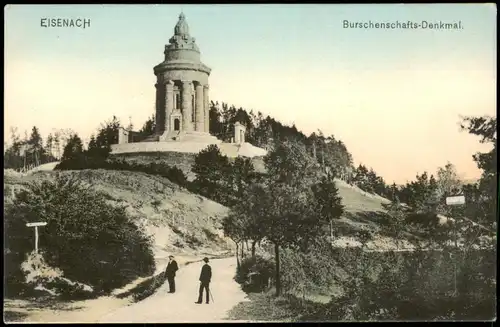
[192,94,195,122]
[175,92,181,110]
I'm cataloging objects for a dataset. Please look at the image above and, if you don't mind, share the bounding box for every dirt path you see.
[97,257,251,323]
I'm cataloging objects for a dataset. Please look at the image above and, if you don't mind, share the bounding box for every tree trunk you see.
[235,242,240,269]
[330,220,333,241]
[240,241,244,259]
[251,240,257,258]
[274,243,281,297]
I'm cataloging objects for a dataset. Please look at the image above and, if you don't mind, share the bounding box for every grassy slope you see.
[5,152,417,252]
[111,152,409,250]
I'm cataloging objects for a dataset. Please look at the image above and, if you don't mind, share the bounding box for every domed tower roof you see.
[154,12,211,77]
[174,12,189,36]
[166,12,200,53]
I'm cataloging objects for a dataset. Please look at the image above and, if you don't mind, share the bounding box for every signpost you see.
[445,195,466,206]
[26,222,47,253]
[445,189,465,297]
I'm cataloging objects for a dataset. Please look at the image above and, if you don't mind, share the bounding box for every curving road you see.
[97,257,250,323]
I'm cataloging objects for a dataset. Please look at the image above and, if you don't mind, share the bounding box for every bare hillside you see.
[86,152,404,249]
[3,164,415,253]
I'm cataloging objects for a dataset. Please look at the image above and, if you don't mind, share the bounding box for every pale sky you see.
[4,4,497,184]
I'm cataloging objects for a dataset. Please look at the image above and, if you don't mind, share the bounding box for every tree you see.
[209,101,223,137]
[126,116,133,131]
[258,141,328,296]
[4,127,24,169]
[366,169,379,193]
[45,134,54,160]
[191,144,231,204]
[5,174,155,293]
[231,182,269,259]
[307,132,319,161]
[28,126,43,166]
[435,162,463,216]
[53,131,61,159]
[9,127,21,152]
[87,133,111,160]
[231,157,256,199]
[386,197,407,249]
[221,212,246,269]
[311,172,345,241]
[264,141,319,188]
[405,172,439,214]
[61,134,84,162]
[95,116,121,149]
[460,115,497,227]
[389,183,399,202]
[353,164,369,191]
[138,115,155,139]
[436,163,462,197]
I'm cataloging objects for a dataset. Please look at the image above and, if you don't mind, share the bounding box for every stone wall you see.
[111,141,220,155]
[111,151,198,181]
[110,141,267,159]
[111,150,267,181]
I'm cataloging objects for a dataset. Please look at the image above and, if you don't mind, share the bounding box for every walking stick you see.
[209,288,214,303]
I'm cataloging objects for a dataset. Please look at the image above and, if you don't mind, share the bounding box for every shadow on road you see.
[114,253,234,304]
[4,310,29,322]
[4,296,84,312]
[113,254,225,303]
[116,273,167,303]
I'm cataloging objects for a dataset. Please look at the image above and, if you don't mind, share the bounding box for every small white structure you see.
[118,127,129,145]
[234,122,246,145]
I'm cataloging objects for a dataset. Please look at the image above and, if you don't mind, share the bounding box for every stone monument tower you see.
[152,13,213,142]
[111,13,267,158]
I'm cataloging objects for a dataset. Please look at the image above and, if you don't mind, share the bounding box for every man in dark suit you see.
[195,257,212,304]
[165,255,178,293]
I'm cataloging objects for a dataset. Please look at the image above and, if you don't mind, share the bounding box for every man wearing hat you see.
[165,255,179,293]
[195,257,212,304]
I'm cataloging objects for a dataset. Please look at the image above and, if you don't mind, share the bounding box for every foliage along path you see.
[98,257,251,323]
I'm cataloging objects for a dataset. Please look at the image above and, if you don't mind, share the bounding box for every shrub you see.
[19,252,94,300]
[4,174,156,296]
[56,154,190,190]
[405,212,440,228]
[55,155,108,170]
[236,256,275,293]
[165,166,188,186]
[297,247,496,321]
[203,228,220,243]
[280,241,340,298]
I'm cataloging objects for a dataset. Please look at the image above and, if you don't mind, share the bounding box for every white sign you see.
[26,222,48,227]
[26,222,47,253]
[446,195,466,206]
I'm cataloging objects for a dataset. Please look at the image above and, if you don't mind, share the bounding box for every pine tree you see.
[28,126,43,166]
[45,133,54,160]
[53,131,61,160]
[460,115,497,227]
[311,172,345,241]
[95,116,121,149]
[191,144,231,204]
[138,115,156,139]
[61,134,84,162]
